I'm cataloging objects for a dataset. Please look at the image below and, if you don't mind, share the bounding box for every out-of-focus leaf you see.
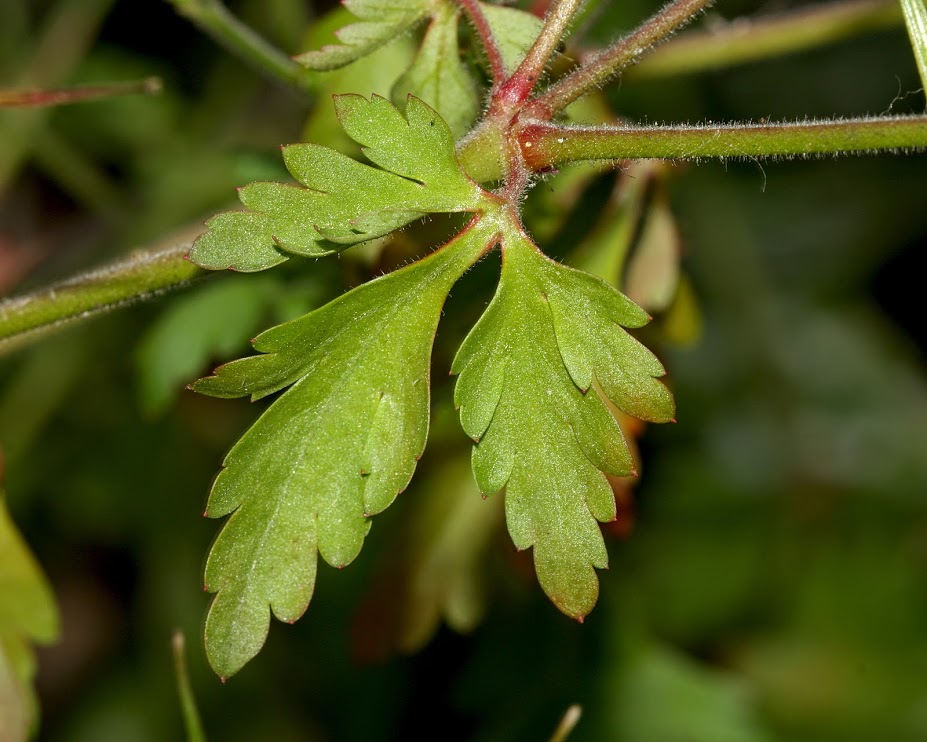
[568,163,653,283]
[135,275,275,415]
[612,643,770,742]
[0,636,32,742]
[0,484,59,741]
[0,497,58,642]
[351,452,504,660]
[0,335,86,467]
[661,274,703,345]
[623,188,682,313]
[398,455,504,652]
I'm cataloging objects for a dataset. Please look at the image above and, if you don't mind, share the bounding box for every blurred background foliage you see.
[1,0,927,739]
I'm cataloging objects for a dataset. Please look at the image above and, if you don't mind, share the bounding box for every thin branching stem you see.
[0,0,115,189]
[526,0,715,119]
[172,632,207,742]
[629,0,901,79]
[457,0,506,86]
[0,77,162,108]
[548,705,583,742]
[167,0,313,95]
[0,244,204,354]
[519,115,927,166]
[496,0,586,107]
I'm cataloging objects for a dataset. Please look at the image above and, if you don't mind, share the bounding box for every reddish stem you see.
[0,77,161,108]
[495,0,585,108]
[457,0,507,85]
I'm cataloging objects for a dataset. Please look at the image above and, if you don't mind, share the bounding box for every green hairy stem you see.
[0,245,203,354]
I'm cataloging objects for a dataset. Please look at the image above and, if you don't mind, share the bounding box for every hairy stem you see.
[519,115,927,166]
[526,0,715,118]
[0,244,205,354]
[167,0,313,95]
[457,0,506,85]
[496,0,585,106]
[629,0,902,79]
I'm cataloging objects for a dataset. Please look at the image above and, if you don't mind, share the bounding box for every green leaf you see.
[193,219,495,678]
[135,275,274,416]
[478,2,546,76]
[398,454,503,652]
[623,189,682,313]
[392,4,479,138]
[452,228,673,618]
[613,643,771,742]
[567,165,650,284]
[0,636,32,742]
[294,0,430,71]
[0,492,59,741]
[189,95,483,272]
[0,498,58,643]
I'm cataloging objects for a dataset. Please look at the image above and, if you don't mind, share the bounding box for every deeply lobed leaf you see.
[391,4,479,137]
[453,226,674,618]
[189,96,483,272]
[194,220,496,678]
[295,0,430,71]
